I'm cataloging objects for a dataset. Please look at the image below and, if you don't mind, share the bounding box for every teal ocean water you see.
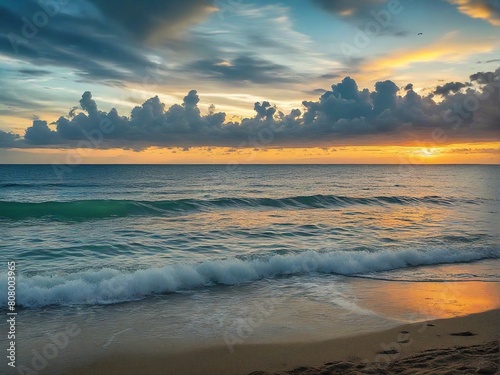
[0,165,499,308]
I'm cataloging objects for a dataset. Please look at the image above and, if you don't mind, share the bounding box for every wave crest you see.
[0,195,468,220]
[1,247,497,308]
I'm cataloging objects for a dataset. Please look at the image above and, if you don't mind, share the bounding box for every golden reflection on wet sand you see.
[354,279,500,321]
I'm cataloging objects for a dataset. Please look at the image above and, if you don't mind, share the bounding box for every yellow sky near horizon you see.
[2,142,499,164]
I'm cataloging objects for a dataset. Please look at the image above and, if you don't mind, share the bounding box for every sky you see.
[0,0,499,164]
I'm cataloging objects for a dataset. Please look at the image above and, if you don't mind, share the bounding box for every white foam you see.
[1,248,498,308]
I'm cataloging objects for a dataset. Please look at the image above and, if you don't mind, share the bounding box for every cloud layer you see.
[2,68,499,150]
[87,0,215,42]
[447,0,500,26]
[0,0,320,89]
[0,1,498,153]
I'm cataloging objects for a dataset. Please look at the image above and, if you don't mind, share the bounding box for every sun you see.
[420,148,440,156]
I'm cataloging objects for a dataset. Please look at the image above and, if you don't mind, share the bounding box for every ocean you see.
[0,164,499,372]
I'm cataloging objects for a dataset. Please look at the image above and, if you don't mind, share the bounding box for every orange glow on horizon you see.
[3,142,499,164]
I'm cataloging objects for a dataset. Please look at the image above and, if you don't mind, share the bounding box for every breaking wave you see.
[1,247,497,308]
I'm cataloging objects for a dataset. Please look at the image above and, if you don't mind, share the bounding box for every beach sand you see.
[66,309,499,375]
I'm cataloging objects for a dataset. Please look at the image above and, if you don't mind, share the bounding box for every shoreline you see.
[65,309,499,375]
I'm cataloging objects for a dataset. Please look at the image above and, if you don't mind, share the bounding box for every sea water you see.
[0,165,498,372]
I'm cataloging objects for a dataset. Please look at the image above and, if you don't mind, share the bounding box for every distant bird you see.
[418,33,423,35]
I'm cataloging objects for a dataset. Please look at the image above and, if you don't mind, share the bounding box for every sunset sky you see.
[0,0,499,163]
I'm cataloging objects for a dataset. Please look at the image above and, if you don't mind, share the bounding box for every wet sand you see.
[66,309,499,375]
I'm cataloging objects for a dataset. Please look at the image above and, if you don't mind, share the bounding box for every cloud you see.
[470,70,498,84]
[0,131,21,148]
[478,58,500,63]
[320,73,342,80]
[24,120,60,145]
[0,84,49,112]
[3,67,497,150]
[0,2,155,85]
[447,0,500,26]
[372,80,399,114]
[357,32,495,79]
[312,0,409,36]
[306,88,328,95]
[183,3,327,81]
[186,56,295,84]
[0,1,321,92]
[434,81,470,96]
[17,69,52,76]
[312,0,386,19]
[87,0,216,43]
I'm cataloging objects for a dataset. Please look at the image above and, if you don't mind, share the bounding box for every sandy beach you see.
[66,309,499,375]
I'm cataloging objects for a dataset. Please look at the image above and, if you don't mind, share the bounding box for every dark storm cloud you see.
[3,67,498,150]
[186,57,295,84]
[434,82,470,96]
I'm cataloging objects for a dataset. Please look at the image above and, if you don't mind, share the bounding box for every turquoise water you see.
[0,165,499,308]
